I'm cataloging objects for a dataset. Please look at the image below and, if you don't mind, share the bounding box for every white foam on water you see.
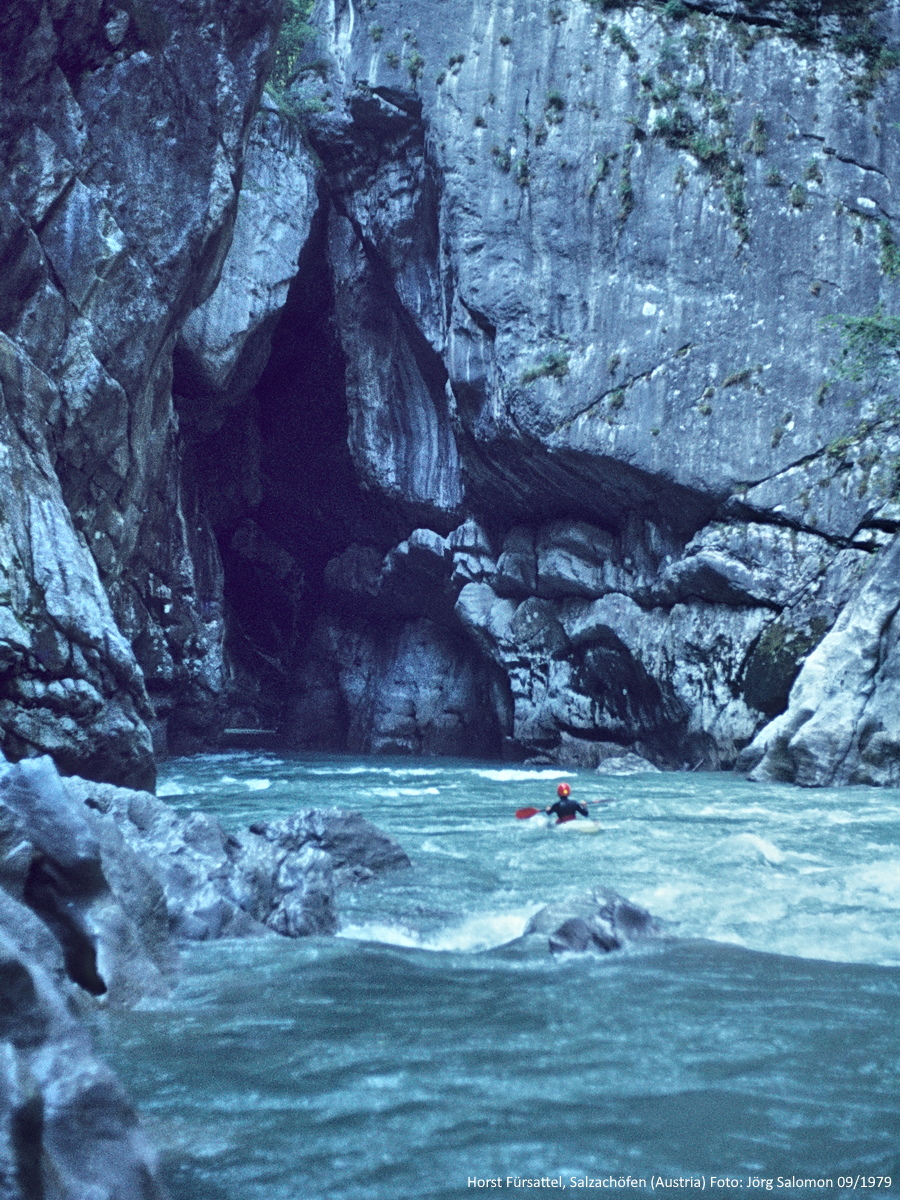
[368,786,441,797]
[419,840,468,858]
[306,766,439,777]
[473,768,577,782]
[710,832,786,865]
[337,922,422,948]
[845,858,900,902]
[156,781,184,797]
[244,778,272,791]
[516,813,551,830]
[338,909,535,953]
[422,910,535,951]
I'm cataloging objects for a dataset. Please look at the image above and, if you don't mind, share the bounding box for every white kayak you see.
[554,819,602,834]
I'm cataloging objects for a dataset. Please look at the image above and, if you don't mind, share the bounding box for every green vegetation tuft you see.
[521,352,571,383]
[721,366,755,387]
[608,24,639,61]
[804,158,824,183]
[406,49,425,81]
[825,307,900,381]
[879,221,900,278]
[789,183,806,208]
[268,0,316,95]
[545,91,567,124]
[617,148,635,225]
[749,112,768,155]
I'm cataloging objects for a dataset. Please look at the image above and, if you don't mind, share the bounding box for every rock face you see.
[162,0,900,781]
[62,772,411,942]
[0,925,168,1200]
[5,0,900,795]
[2,755,411,959]
[741,533,900,785]
[524,888,662,954]
[0,0,280,781]
[0,753,412,1197]
[1,756,172,1197]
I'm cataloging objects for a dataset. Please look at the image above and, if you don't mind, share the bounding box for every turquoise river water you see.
[92,754,900,1200]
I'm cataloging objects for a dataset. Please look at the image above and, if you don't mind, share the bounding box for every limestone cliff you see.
[226,0,900,781]
[3,0,900,787]
[1,0,279,786]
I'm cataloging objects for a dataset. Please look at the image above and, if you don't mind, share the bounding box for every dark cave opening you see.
[176,196,406,733]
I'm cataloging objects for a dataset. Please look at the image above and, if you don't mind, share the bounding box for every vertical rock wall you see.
[0,0,280,781]
[4,0,900,784]
[192,0,900,778]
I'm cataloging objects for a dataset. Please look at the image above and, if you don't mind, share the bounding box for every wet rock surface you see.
[524,888,662,955]
[0,753,412,1197]
[0,0,279,780]
[741,534,900,786]
[1,757,171,1198]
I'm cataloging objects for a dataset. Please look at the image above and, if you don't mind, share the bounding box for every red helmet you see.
[557,782,571,798]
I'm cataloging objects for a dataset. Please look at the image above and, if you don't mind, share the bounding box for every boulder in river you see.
[1,756,170,1005]
[248,808,413,883]
[0,757,172,1198]
[0,923,168,1200]
[525,888,661,956]
[1,753,415,1197]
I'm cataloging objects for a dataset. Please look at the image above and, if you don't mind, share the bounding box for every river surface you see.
[93,754,900,1200]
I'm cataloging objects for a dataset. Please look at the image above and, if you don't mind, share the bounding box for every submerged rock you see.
[525,888,661,956]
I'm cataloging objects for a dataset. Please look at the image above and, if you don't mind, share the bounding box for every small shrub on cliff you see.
[545,90,567,124]
[879,221,900,279]
[521,352,571,383]
[406,50,425,81]
[804,158,824,183]
[789,183,806,208]
[826,307,900,381]
[748,112,768,155]
[608,24,639,60]
[268,0,316,93]
[663,0,690,20]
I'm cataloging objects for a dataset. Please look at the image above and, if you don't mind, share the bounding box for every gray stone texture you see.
[259,0,900,777]
[524,887,662,954]
[0,752,412,1196]
[0,0,280,780]
[5,0,900,796]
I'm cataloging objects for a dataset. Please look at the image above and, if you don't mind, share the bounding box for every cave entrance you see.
[177,197,387,734]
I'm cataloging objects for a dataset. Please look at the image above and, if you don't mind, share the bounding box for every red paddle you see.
[515,798,612,819]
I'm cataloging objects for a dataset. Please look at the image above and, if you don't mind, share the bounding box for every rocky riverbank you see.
[0,753,411,1196]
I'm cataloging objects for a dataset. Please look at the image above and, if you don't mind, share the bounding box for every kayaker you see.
[546,782,590,824]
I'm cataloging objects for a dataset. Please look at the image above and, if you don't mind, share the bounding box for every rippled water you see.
[94,755,900,1200]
